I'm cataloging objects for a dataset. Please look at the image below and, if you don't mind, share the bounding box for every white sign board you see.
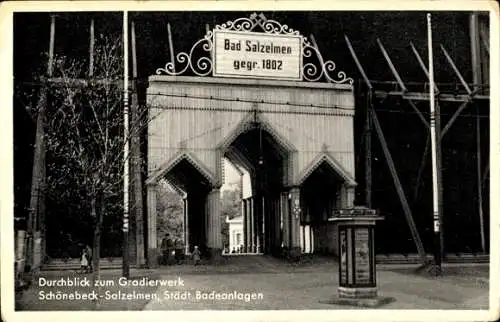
[213,30,302,80]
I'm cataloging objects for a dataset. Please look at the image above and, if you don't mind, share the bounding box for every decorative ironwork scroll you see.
[156,13,354,85]
[156,31,214,77]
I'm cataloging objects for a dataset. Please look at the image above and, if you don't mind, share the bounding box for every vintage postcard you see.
[1,1,499,322]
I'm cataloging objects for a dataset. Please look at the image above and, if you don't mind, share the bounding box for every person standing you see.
[85,245,93,273]
[160,234,169,265]
[174,238,184,264]
[80,247,89,273]
[166,236,174,265]
[192,246,201,266]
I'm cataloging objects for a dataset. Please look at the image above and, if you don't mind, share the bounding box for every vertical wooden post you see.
[147,184,158,268]
[207,188,222,260]
[27,14,55,271]
[469,13,482,91]
[131,20,138,78]
[482,160,489,188]
[39,142,46,264]
[475,104,485,253]
[365,90,372,208]
[436,86,444,267]
[470,13,486,253]
[478,19,489,91]
[89,18,95,77]
[130,19,145,266]
[184,196,190,254]
[47,15,55,76]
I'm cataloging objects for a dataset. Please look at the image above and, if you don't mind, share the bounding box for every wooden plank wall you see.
[147,76,355,187]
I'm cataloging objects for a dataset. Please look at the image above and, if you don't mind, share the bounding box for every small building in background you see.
[226,215,243,253]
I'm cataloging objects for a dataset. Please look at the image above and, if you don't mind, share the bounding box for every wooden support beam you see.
[479,26,490,56]
[370,105,427,263]
[167,23,175,73]
[47,15,55,76]
[413,132,430,203]
[344,35,372,89]
[89,18,95,77]
[365,93,372,208]
[482,160,489,188]
[310,34,329,77]
[376,38,407,92]
[228,146,255,173]
[311,34,331,85]
[409,42,439,94]
[373,90,488,102]
[130,20,145,266]
[344,35,375,208]
[440,44,472,96]
[27,14,56,270]
[470,13,486,253]
[310,34,319,49]
[405,99,430,128]
[40,77,124,88]
[470,13,483,92]
[131,20,138,78]
[441,101,468,138]
[476,103,486,253]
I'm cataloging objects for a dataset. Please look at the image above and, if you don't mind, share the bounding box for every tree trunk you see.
[91,194,103,308]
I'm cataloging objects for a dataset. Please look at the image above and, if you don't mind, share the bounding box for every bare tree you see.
[23,35,150,286]
[46,36,124,283]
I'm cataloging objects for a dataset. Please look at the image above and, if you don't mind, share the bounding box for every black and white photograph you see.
[2,1,499,321]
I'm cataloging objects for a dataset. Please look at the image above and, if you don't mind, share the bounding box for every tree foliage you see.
[156,182,184,241]
[220,188,241,248]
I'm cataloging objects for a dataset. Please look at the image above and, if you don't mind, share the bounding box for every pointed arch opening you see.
[298,155,357,256]
[217,113,296,256]
[150,153,217,258]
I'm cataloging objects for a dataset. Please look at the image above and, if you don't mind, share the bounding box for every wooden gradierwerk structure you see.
[18,11,490,272]
[145,13,358,265]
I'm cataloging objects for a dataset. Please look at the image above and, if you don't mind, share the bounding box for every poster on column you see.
[354,228,371,285]
[340,229,347,285]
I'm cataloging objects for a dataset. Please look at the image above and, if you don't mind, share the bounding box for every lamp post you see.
[427,13,443,275]
[122,11,130,279]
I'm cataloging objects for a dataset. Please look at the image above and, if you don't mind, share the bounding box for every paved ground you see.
[16,256,490,311]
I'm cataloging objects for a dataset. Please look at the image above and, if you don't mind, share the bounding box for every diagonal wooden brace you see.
[441,101,468,138]
[377,38,407,92]
[370,107,427,263]
[344,35,373,90]
[440,45,472,96]
[409,42,439,94]
[405,99,429,129]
